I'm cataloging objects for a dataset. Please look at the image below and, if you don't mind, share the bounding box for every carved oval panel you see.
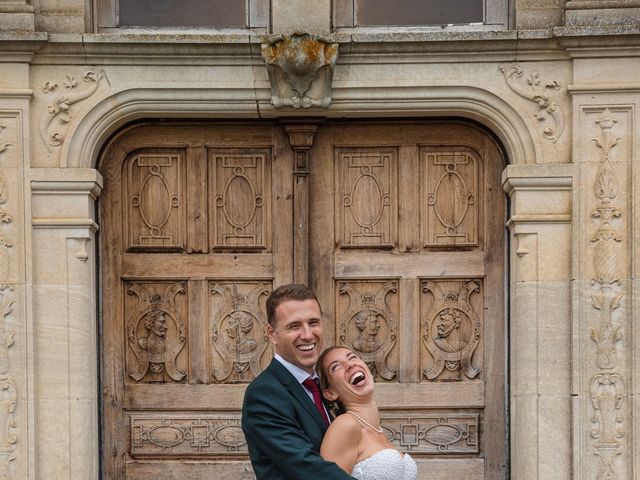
[433,171,469,230]
[351,173,383,228]
[139,172,173,229]
[148,425,185,448]
[223,175,256,228]
[214,425,246,448]
[424,424,463,448]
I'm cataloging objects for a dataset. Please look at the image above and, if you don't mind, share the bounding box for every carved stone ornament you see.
[589,108,623,371]
[39,70,104,153]
[127,283,187,382]
[499,64,564,143]
[338,281,398,381]
[590,373,625,479]
[422,280,481,381]
[210,283,271,383]
[0,124,11,158]
[261,33,338,108]
[0,119,17,476]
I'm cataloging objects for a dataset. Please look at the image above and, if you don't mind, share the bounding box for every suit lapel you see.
[267,359,328,432]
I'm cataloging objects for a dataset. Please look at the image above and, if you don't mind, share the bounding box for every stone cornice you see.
[1,28,638,64]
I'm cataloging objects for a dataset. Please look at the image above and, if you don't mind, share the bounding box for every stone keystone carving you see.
[261,33,338,109]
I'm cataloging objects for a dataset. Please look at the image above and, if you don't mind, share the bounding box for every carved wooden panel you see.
[209,149,271,251]
[335,147,398,248]
[125,282,188,384]
[421,279,482,381]
[209,282,272,383]
[381,412,479,454]
[124,150,186,251]
[336,280,398,381]
[130,414,247,457]
[420,147,481,247]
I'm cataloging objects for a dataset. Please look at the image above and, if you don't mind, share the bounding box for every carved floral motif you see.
[422,280,481,381]
[210,282,271,383]
[499,64,564,143]
[39,70,103,153]
[126,283,187,382]
[337,281,398,381]
[262,33,338,108]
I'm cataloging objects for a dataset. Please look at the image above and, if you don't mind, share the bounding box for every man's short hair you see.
[266,284,320,327]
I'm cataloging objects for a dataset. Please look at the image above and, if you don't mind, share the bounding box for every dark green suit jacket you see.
[242,359,356,479]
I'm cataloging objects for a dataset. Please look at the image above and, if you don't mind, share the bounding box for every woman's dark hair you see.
[317,345,350,417]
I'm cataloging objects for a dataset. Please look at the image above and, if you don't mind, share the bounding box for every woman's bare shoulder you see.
[326,412,362,437]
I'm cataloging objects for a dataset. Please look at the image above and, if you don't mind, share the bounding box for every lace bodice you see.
[351,448,417,480]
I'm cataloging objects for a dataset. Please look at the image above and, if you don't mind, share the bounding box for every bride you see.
[317,346,418,480]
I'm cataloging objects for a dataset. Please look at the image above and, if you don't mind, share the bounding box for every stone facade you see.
[1,1,640,479]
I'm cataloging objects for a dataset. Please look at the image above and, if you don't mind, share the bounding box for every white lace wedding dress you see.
[351,448,417,480]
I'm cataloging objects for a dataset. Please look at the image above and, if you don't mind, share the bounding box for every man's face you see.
[267,299,323,374]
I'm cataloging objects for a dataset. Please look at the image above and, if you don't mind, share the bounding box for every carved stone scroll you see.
[499,64,564,143]
[124,151,186,252]
[210,149,271,251]
[421,279,482,381]
[336,148,398,248]
[382,412,479,455]
[261,33,338,108]
[209,282,271,383]
[39,70,103,153]
[420,147,479,247]
[126,283,187,383]
[130,414,248,456]
[337,280,398,381]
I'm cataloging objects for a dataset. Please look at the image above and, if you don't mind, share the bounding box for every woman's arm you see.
[320,414,363,474]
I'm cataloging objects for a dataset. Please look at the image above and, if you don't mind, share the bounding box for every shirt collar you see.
[274,354,317,384]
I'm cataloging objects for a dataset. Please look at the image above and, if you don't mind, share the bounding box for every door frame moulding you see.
[62,85,538,170]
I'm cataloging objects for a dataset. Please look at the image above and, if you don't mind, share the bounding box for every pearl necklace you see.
[347,410,383,434]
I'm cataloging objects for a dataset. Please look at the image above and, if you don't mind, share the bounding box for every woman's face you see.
[321,347,374,404]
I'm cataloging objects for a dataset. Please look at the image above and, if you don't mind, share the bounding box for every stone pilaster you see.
[0,1,34,32]
[503,165,573,480]
[30,169,102,480]
[569,93,638,480]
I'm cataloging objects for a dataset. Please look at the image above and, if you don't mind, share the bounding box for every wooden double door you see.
[99,120,506,479]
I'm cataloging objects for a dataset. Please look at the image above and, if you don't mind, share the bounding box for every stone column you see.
[31,169,102,480]
[565,1,640,26]
[503,165,573,480]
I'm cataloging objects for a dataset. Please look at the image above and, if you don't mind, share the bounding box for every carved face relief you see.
[422,280,481,381]
[210,283,271,383]
[126,284,187,383]
[337,281,398,381]
[433,308,469,354]
[352,309,383,354]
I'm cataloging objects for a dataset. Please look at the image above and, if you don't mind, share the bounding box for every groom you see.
[242,284,355,479]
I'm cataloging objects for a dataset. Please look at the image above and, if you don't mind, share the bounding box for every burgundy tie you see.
[302,377,330,427]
